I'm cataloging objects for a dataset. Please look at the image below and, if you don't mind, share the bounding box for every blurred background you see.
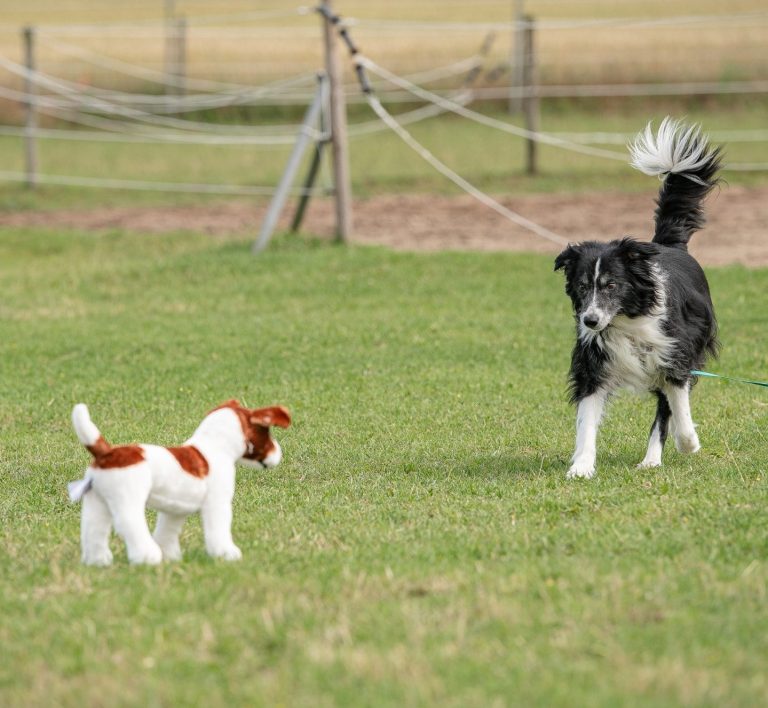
[0,0,767,215]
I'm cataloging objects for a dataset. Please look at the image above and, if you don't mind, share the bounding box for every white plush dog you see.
[68,399,291,566]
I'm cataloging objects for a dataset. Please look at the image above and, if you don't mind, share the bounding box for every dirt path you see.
[1,186,766,266]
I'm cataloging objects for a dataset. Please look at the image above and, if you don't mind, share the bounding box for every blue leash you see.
[691,370,768,388]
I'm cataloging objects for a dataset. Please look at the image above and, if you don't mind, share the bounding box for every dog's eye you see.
[605,282,617,290]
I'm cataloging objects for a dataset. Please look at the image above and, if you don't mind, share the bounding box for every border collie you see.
[554,118,721,479]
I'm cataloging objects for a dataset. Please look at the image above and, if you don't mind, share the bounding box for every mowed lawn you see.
[1,226,767,706]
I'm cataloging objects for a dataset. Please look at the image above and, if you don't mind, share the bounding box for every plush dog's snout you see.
[262,440,283,469]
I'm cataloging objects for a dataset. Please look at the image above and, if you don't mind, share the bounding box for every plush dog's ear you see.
[250,406,291,429]
[554,243,580,272]
[210,399,242,415]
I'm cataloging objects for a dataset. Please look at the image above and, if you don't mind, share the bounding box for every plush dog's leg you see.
[201,477,241,561]
[109,499,163,565]
[153,512,187,561]
[567,391,606,479]
[664,381,700,453]
[638,390,671,469]
[81,491,113,566]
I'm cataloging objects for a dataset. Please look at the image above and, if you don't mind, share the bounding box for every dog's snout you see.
[262,440,283,469]
[583,315,600,330]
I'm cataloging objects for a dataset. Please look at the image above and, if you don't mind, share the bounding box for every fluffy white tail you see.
[629,117,713,178]
[628,117,721,248]
[69,403,104,503]
[72,403,102,447]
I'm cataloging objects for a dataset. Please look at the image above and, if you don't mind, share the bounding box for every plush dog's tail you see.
[629,117,722,249]
[72,403,110,457]
[69,404,111,502]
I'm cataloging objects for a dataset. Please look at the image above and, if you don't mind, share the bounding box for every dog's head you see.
[214,400,292,469]
[554,238,660,336]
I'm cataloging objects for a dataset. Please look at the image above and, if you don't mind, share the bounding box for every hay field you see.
[0,0,766,91]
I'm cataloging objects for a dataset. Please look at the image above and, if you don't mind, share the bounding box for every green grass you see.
[1,226,767,706]
[2,100,768,212]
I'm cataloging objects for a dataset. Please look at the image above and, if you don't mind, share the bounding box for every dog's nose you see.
[583,315,599,329]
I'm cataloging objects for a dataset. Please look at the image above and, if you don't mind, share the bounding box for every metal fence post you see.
[253,75,326,253]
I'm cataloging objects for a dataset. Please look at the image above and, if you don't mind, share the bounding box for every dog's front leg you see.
[567,391,606,479]
[663,381,700,453]
[201,475,241,561]
[153,512,187,561]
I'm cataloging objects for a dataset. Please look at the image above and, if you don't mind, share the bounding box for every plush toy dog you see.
[68,400,291,566]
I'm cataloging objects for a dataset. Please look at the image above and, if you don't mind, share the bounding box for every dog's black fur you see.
[554,119,721,475]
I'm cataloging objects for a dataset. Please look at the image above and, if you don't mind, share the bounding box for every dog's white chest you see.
[601,314,673,392]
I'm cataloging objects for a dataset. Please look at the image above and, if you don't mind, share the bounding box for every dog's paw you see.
[566,461,596,479]
[129,543,163,565]
[159,544,183,562]
[636,458,662,470]
[209,544,242,562]
[82,548,113,567]
[675,430,700,454]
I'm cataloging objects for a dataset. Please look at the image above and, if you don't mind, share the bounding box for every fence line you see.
[0,55,323,136]
[346,11,768,31]
[41,37,482,104]
[40,36,286,93]
[5,9,765,35]
[360,57,628,161]
[0,170,326,196]
[1,5,766,212]
[364,93,567,246]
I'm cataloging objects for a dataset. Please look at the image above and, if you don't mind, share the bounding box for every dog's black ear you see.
[616,237,657,261]
[554,243,580,272]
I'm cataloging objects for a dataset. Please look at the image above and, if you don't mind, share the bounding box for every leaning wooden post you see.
[522,16,539,175]
[320,0,352,243]
[22,25,37,189]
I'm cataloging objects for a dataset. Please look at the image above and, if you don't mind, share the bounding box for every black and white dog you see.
[554,118,721,479]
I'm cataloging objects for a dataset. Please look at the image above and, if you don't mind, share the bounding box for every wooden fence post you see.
[175,16,187,98]
[522,16,539,175]
[164,5,186,100]
[508,0,525,114]
[320,0,352,243]
[22,25,37,189]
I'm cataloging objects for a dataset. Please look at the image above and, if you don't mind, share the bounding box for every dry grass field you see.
[0,0,766,91]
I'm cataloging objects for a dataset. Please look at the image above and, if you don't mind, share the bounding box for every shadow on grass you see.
[442,450,570,481]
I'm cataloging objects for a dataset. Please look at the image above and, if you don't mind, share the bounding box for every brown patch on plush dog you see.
[92,445,145,469]
[86,436,111,457]
[167,445,209,478]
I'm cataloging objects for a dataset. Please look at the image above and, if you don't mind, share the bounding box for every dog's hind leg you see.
[567,390,607,479]
[81,490,113,566]
[638,391,672,469]
[664,381,700,454]
[153,512,186,561]
[109,499,163,565]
